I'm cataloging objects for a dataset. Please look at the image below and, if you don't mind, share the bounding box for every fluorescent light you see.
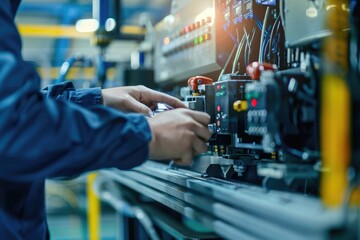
[76,19,99,33]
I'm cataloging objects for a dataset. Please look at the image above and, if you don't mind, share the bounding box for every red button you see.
[251,99,258,107]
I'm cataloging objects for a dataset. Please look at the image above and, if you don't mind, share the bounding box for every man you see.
[0,0,211,238]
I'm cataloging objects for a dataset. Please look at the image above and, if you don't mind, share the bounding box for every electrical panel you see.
[154,0,227,83]
[152,0,358,206]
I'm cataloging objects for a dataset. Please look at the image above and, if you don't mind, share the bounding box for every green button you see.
[199,36,203,43]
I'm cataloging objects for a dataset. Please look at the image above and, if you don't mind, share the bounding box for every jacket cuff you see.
[70,87,103,107]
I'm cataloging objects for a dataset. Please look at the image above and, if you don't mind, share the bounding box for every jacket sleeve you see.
[41,82,104,108]
[0,0,151,182]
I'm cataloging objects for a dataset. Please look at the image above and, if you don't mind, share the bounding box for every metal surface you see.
[284,0,331,47]
[96,161,345,240]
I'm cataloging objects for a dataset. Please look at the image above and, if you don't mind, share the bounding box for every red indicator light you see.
[251,99,258,107]
[217,85,221,90]
[217,105,221,112]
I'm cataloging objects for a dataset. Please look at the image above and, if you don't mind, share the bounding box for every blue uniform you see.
[0,0,151,238]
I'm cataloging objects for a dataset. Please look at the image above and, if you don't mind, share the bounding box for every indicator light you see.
[163,37,170,45]
[204,33,211,41]
[217,85,221,90]
[199,35,204,43]
[251,98,258,107]
[194,38,199,45]
[217,105,221,112]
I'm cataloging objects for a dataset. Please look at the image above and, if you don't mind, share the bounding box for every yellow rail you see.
[321,0,351,207]
[18,24,91,39]
[87,173,100,240]
[18,24,145,39]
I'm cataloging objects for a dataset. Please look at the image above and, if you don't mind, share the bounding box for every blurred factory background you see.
[17,0,169,88]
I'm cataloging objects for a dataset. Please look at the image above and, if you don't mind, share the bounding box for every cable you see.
[259,7,270,63]
[243,27,252,69]
[231,35,246,74]
[218,43,238,81]
[268,15,280,61]
[279,0,286,31]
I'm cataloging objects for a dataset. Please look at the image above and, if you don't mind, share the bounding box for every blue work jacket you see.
[0,0,151,239]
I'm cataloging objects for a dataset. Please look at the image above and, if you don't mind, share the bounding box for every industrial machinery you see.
[94,0,360,239]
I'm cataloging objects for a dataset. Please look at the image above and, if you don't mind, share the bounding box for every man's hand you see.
[102,85,185,115]
[147,108,212,166]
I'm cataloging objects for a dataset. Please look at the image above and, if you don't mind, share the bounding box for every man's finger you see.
[147,90,186,109]
[192,122,212,141]
[186,110,211,126]
[192,137,208,155]
[125,97,152,115]
[177,151,193,166]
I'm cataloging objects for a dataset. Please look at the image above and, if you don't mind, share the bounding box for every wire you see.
[259,7,270,63]
[279,0,286,31]
[218,43,238,81]
[268,15,280,61]
[243,27,251,69]
[231,35,246,74]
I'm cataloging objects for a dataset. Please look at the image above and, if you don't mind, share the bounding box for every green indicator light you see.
[194,38,198,45]
[245,93,251,99]
[216,92,221,97]
[221,92,226,96]
[199,36,203,43]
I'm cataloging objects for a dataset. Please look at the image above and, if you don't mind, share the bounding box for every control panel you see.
[154,0,233,84]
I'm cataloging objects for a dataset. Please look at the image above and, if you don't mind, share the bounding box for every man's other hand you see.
[147,109,212,166]
[102,85,185,115]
